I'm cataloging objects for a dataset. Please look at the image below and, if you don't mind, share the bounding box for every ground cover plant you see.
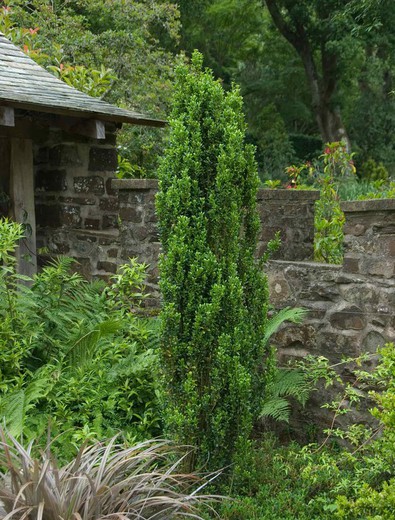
[0,219,161,460]
[211,343,395,519]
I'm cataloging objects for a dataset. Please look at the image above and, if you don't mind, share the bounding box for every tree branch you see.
[264,0,299,49]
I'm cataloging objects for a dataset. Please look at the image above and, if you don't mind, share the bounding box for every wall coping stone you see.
[112,180,320,202]
[258,189,320,201]
[341,198,395,213]
[112,178,158,190]
[268,259,343,270]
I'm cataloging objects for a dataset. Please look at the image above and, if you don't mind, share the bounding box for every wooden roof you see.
[0,32,166,127]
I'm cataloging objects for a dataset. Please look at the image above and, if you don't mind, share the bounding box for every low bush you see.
[0,219,161,460]
[216,343,395,519]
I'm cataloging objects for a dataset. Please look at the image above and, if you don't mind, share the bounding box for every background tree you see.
[177,0,395,178]
[2,0,181,177]
[157,52,269,471]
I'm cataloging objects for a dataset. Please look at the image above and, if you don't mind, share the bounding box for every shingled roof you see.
[0,32,165,127]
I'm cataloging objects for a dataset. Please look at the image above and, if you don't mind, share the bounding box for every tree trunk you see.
[299,46,351,149]
[315,103,351,150]
[264,0,351,149]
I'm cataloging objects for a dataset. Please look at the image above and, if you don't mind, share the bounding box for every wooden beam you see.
[10,138,37,279]
[0,106,15,127]
[70,118,106,139]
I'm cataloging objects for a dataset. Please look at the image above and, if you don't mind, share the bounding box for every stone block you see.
[99,197,119,211]
[99,236,115,246]
[74,176,105,195]
[76,234,97,243]
[84,218,101,230]
[119,207,143,223]
[330,305,366,330]
[97,261,117,273]
[111,178,159,190]
[106,178,118,196]
[133,227,149,241]
[60,205,82,227]
[363,259,395,279]
[103,214,118,229]
[36,204,81,228]
[343,255,360,274]
[362,330,386,353]
[89,147,118,171]
[58,196,96,205]
[49,144,82,167]
[35,170,67,192]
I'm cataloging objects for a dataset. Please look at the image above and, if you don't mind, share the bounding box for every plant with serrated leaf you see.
[0,220,161,458]
[260,307,309,422]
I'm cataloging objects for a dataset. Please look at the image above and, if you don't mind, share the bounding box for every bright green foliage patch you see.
[157,52,269,471]
[0,220,160,460]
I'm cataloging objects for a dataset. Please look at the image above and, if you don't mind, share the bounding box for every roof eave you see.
[0,99,167,128]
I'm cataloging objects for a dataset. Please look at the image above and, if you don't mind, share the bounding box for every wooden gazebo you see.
[0,32,165,276]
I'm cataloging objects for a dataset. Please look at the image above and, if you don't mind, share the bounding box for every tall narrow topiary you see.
[156,52,269,471]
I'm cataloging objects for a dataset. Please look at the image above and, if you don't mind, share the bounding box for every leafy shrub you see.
[0,432,216,520]
[0,220,161,459]
[157,52,269,472]
[359,158,389,182]
[335,343,395,518]
[285,142,355,264]
[216,344,395,519]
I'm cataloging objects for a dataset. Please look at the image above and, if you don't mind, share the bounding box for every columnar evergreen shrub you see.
[156,52,269,471]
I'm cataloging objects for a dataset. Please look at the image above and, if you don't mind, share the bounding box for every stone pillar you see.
[257,189,320,261]
[112,178,160,307]
[342,199,395,279]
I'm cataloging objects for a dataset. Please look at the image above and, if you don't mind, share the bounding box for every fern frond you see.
[0,368,54,436]
[267,369,310,405]
[260,397,292,422]
[263,307,308,347]
[65,319,121,368]
[261,368,311,422]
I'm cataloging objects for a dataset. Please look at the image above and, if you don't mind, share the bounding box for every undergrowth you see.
[0,219,161,460]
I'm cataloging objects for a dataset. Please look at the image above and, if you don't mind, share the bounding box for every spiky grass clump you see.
[0,433,218,520]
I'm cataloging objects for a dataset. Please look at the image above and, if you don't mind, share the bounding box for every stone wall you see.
[268,198,395,436]
[114,179,161,307]
[34,125,121,279]
[34,162,395,434]
[112,180,318,305]
[36,170,319,293]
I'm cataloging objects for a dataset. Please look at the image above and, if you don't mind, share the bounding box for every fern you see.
[65,320,121,368]
[263,307,308,347]
[0,366,54,436]
[260,306,310,423]
[261,369,311,422]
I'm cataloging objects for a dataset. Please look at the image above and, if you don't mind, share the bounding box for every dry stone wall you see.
[33,159,395,435]
[34,125,121,279]
[268,198,395,436]
[112,180,318,306]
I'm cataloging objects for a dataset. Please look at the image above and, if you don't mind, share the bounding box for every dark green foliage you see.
[0,220,161,459]
[289,133,323,163]
[157,52,269,471]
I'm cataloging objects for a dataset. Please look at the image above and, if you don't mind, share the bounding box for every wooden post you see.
[10,138,37,278]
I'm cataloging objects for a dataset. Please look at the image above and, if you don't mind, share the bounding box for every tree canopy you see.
[3,0,395,178]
